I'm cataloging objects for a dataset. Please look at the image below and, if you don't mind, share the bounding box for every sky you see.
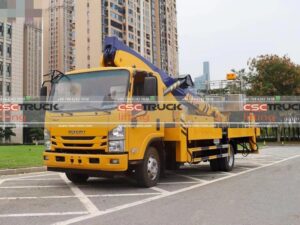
[177,0,300,80]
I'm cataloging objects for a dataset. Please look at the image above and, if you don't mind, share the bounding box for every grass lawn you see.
[0,145,44,169]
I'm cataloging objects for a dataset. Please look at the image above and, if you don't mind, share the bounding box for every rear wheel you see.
[219,144,235,171]
[209,144,235,172]
[136,146,160,187]
[65,172,89,184]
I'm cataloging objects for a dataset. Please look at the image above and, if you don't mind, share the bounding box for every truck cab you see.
[43,66,178,187]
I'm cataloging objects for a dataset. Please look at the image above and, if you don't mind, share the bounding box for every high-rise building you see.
[0,17,43,143]
[102,0,153,62]
[43,0,179,76]
[203,61,210,82]
[23,19,42,97]
[0,18,25,143]
[194,61,211,92]
[155,0,179,76]
[43,0,102,74]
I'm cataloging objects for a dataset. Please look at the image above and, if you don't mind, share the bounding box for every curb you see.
[0,166,46,176]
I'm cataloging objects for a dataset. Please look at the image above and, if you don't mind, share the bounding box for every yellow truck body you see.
[42,38,259,187]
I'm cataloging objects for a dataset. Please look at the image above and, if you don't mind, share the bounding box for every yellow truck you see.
[42,37,259,187]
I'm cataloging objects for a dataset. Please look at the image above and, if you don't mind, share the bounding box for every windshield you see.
[50,70,129,112]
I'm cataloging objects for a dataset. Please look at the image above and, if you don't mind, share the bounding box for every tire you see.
[210,144,235,172]
[209,159,220,171]
[219,144,235,171]
[65,172,89,184]
[136,146,160,187]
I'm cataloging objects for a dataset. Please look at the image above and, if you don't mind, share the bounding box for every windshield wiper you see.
[51,70,70,84]
[85,105,112,114]
[55,110,73,116]
[53,105,74,116]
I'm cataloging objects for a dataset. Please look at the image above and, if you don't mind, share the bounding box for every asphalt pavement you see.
[0,145,299,225]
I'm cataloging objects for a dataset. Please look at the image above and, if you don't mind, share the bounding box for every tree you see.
[245,55,300,96]
[3,127,16,141]
[28,128,44,142]
[0,126,16,142]
[232,55,300,143]
[0,127,4,143]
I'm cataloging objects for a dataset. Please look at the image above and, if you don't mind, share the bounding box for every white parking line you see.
[99,193,159,197]
[1,172,58,182]
[219,171,235,176]
[55,154,300,225]
[174,174,209,183]
[60,174,99,214]
[150,186,169,194]
[158,181,198,185]
[0,175,51,186]
[15,178,62,181]
[0,212,88,218]
[236,162,264,167]
[0,193,160,201]
[0,185,66,189]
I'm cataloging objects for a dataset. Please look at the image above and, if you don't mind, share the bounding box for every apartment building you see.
[23,19,42,97]
[43,0,102,73]
[157,0,178,76]
[102,0,153,62]
[0,18,24,143]
[43,0,178,76]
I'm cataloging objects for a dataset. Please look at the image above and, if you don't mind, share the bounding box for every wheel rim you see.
[147,155,159,180]
[228,146,234,167]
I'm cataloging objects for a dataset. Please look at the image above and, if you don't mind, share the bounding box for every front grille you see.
[52,135,107,150]
[61,136,95,140]
[63,143,93,147]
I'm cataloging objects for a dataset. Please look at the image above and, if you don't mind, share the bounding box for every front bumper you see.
[43,151,128,172]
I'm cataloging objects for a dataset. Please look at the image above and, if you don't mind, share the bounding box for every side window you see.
[133,72,158,100]
[132,72,158,112]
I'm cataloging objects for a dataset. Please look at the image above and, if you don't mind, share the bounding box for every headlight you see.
[44,129,50,140]
[108,126,125,152]
[44,129,51,150]
[109,140,125,153]
[45,141,51,151]
[109,125,125,140]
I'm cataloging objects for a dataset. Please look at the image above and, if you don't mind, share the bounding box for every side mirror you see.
[144,77,157,97]
[40,86,48,100]
[178,75,194,88]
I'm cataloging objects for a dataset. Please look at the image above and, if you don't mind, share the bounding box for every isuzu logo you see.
[68,130,85,135]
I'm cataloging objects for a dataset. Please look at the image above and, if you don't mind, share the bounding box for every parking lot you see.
[0,146,299,225]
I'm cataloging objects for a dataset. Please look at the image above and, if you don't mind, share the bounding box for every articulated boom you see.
[100,37,226,122]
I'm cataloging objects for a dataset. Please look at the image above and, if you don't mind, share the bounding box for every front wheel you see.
[65,172,89,184]
[136,146,160,187]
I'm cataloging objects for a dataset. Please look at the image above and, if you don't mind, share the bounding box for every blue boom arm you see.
[102,36,191,97]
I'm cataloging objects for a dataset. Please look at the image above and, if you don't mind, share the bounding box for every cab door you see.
[127,71,164,161]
